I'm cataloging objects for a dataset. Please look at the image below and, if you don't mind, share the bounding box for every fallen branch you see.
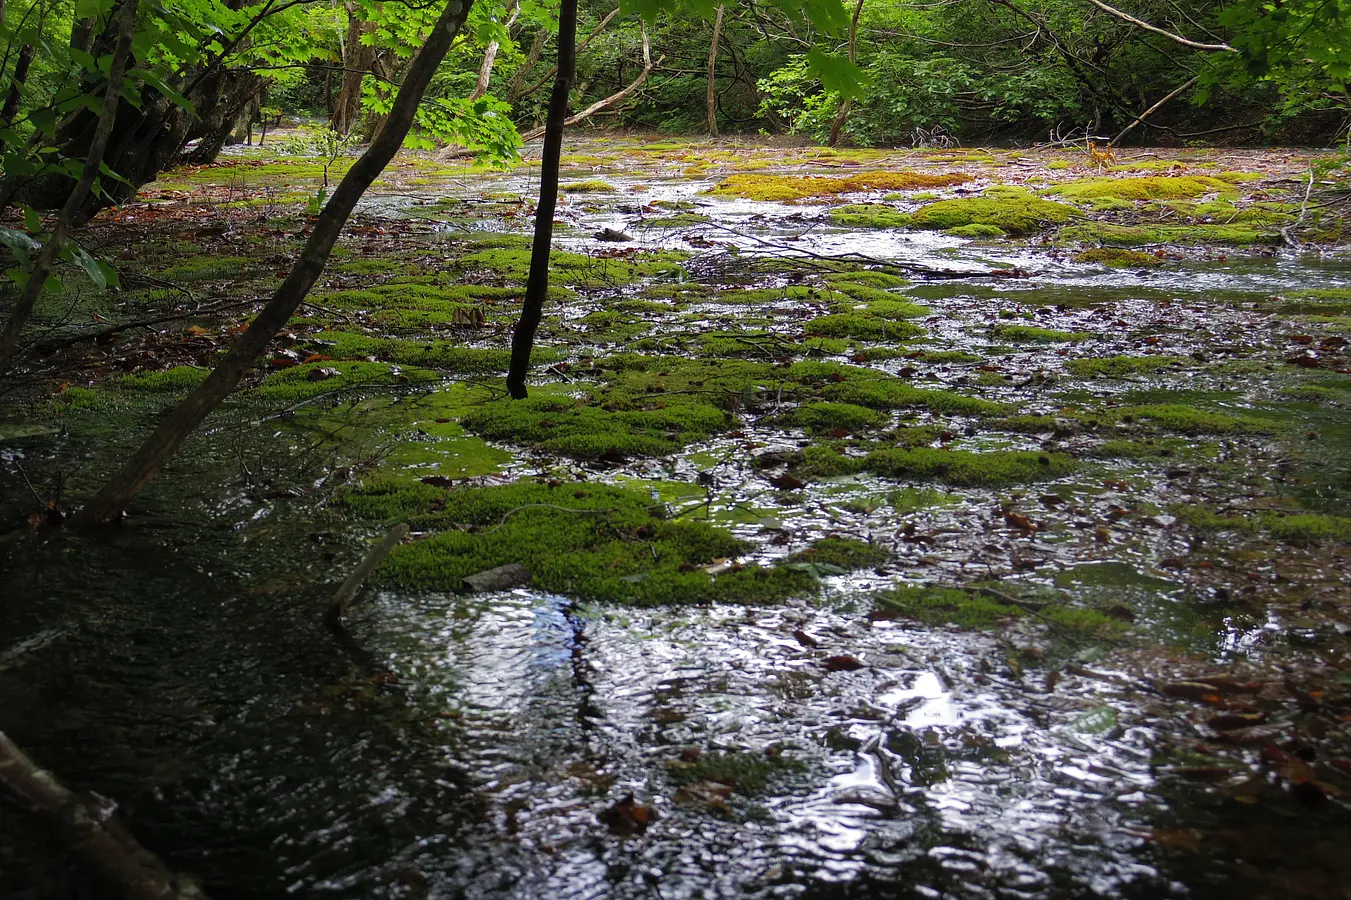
[33,299,261,353]
[0,731,210,899]
[1112,75,1198,146]
[326,522,409,630]
[1085,0,1235,52]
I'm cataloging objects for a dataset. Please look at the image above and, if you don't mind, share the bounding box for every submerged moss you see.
[786,537,890,571]
[345,480,816,604]
[805,313,923,341]
[821,377,1003,415]
[829,204,910,229]
[667,751,804,796]
[861,447,1074,485]
[561,180,617,193]
[876,584,1125,638]
[1061,223,1278,246]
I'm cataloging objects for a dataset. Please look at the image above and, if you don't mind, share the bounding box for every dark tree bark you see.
[0,733,209,900]
[0,0,138,375]
[505,0,576,399]
[331,2,376,135]
[72,0,477,525]
[179,69,267,164]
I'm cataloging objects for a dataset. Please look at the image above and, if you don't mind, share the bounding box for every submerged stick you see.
[326,523,409,630]
[0,732,209,899]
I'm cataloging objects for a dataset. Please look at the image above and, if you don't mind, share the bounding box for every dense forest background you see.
[1,0,1348,190]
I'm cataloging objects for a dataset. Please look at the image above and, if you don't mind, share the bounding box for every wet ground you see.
[2,136,1350,899]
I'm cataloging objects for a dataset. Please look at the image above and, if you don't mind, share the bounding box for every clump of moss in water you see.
[458,247,688,288]
[907,189,1078,235]
[1074,248,1164,268]
[818,376,1004,416]
[1173,505,1351,543]
[829,204,911,230]
[781,401,885,434]
[794,445,1074,486]
[118,366,209,392]
[947,223,1007,238]
[805,313,923,341]
[1060,223,1277,246]
[344,480,816,604]
[708,171,970,202]
[158,255,254,282]
[1047,175,1233,202]
[785,537,889,571]
[1066,356,1179,377]
[875,584,1126,639]
[561,180,616,193]
[250,361,440,402]
[462,393,730,461]
[1098,403,1273,435]
[667,751,805,796]
[990,324,1094,343]
[306,332,518,375]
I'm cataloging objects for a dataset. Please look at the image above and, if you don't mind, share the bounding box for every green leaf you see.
[805,48,868,100]
[68,244,109,290]
[0,227,41,265]
[22,207,40,234]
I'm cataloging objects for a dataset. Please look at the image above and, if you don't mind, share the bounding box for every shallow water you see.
[4,142,1351,898]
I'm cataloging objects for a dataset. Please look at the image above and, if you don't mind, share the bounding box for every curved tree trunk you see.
[506,0,577,399]
[470,0,519,101]
[73,0,478,525]
[706,5,723,135]
[827,0,863,147]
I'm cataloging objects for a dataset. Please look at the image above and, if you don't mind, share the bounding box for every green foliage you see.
[343,479,817,604]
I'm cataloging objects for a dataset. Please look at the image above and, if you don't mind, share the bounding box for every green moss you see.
[888,486,960,513]
[117,366,209,392]
[1066,355,1178,377]
[250,361,439,402]
[823,271,909,290]
[1047,176,1233,202]
[459,247,687,287]
[829,204,911,229]
[785,401,885,433]
[862,447,1074,486]
[309,332,515,374]
[805,313,922,341]
[1061,223,1277,246]
[876,583,1124,638]
[946,223,1007,238]
[345,480,816,604]
[908,191,1078,235]
[821,378,1003,415]
[786,537,890,571]
[1106,403,1272,434]
[640,213,712,228]
[159,256,254,283]
[708,171,970,202]
[465,397,722,460]
[708,285,821,305]
[990,324,1093,343]
[1174,506,1351,544]
[1074,248,1164,268]
[561,180,616,192]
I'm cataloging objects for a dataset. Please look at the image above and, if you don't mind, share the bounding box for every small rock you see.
[594,227,632,242]
[462,563,531,593]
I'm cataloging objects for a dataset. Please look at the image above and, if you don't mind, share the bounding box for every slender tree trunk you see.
[331,2,375,134]
[0,42,32,155]
[515,6,618,101]
[706,5,723,135]
[828,0,863,147]
[506,27,549,103]
[72,0,477,525]
[470,0,519,101]
[506,0,576,399]
[0,0,138,376]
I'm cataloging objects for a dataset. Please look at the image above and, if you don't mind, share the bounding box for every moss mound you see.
[1066,356,1178,378]
[344,480,816,604]
[990,324,1093,343]
[462,393,730,460]
[829,204,911,229]
[908,191,1078,235]
[709,171,970,202]
[1048,176,1233,202]
[1074,248,1164,268]
[947,223,1007,238]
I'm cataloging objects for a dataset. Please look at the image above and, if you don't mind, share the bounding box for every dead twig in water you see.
[326,523,409,632]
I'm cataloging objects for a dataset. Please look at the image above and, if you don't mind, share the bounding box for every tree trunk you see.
[515,7,619,102]
[0,0,138,376]
[469,0,519,101]
[179,69,267,164]
[506,0,576,399]
[331,3,376,135]
[506,27,550,103]
[706,5,723,135]
[72,0,478,526]
[0,733,210,900]
[827,0,864,147]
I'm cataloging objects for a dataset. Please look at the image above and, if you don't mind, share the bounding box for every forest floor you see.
[2,135,1351,899]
